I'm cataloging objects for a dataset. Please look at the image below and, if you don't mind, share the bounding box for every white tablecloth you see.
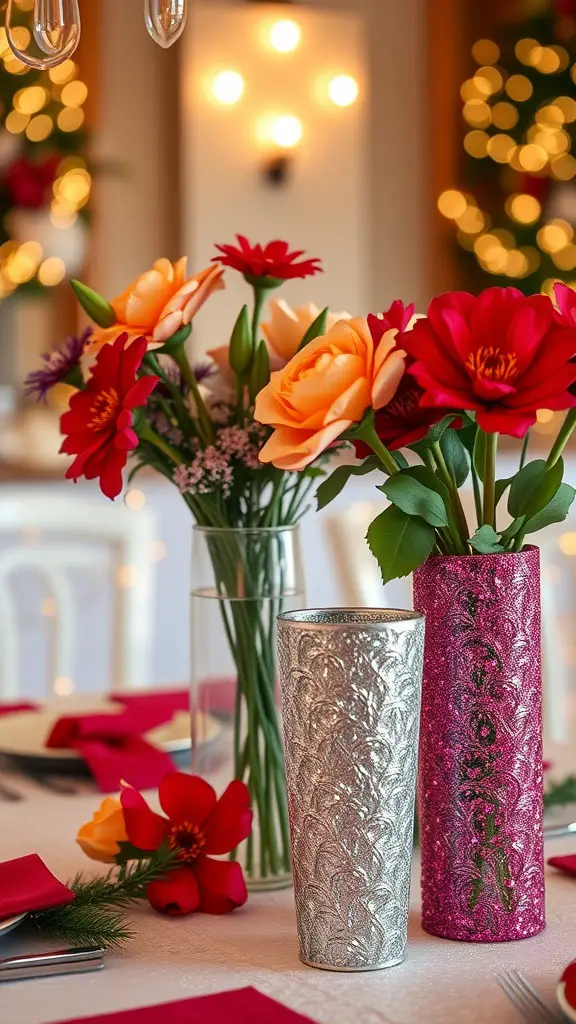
[2,771,576,1024]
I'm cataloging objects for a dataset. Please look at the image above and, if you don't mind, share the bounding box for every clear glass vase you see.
[190,525,305,891]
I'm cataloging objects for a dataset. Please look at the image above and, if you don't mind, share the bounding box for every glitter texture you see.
[277,609,425,971]
[413,547,545,943]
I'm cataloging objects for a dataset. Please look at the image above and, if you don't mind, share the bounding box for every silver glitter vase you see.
[277,609,425,972]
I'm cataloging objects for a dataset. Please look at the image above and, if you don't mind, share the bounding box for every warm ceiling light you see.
[269,19,301,53]
[270,115,302,148]
[211,70,245,105]
[328,74,359,107]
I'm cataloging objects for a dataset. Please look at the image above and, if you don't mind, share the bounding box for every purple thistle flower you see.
[24,328,92,402]
[194,361,217,383]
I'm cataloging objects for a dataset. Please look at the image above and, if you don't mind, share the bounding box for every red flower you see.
[60,333,158,500]
[121,772,252,916]
[213,235,322,284]
[354,301,444,455]
[3,154,59,208]
[403,287,576,437]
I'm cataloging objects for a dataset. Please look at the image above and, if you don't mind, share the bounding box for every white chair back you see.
[0,489,156,698]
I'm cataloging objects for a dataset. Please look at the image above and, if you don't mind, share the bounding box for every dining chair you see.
[325,492,569,745]
[0,488,157,698]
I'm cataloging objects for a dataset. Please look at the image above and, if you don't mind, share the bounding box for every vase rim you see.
[193,524,300,534]
[418,543,538,566]
[277,607,424,630]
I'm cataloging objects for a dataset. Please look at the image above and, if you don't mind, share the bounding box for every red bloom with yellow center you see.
[60,333,158,500]
[121,772,252,916]
[403,287,576,437]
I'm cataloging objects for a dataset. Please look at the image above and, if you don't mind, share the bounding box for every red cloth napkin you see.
[548,854,576,876]
[0,853,74,919]
[45,701,179,793]
[0,702,37,716]
[562,962,576,1010]
[53,988,317,1024]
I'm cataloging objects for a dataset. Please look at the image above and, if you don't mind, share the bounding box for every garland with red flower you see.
[0,6,91,297]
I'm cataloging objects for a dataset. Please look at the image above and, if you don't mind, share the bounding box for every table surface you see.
[2,763,576,1024]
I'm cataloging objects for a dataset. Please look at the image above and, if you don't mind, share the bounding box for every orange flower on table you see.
[76,796,128,864]
[254,316,407,470]
[89,259,225,352]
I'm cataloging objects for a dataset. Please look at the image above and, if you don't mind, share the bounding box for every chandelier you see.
[5,0,188,70]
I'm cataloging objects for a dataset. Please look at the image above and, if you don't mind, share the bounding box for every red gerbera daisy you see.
[213,235,322,286]
[121,772,252,916]
[60,333,158,500]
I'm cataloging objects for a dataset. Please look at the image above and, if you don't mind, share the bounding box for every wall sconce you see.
[260,113,303,187]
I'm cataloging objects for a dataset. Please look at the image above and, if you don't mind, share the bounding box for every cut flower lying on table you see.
[77,771,253,917]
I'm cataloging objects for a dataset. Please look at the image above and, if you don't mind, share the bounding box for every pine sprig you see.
[31,845,179,949]
[544,775,576,810]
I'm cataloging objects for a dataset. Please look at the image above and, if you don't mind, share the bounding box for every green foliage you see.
[297,307,329,351]
[32,845,179,949]
[366,504,436,584]
[70,280,116,329]
[440,429,470,487]
[523,482,576,534]
[508,458,563,519]
[229,305,253,374]
[473,429,486,483]
[157,324,192,354]
[381,466,449,527]
[469,525,505,554]
[495,477,514,507]
[316,457,381,510]
[408,415,456,452]
[544,775,576,809]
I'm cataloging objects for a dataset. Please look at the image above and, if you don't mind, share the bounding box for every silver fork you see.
[498,970,564,1023]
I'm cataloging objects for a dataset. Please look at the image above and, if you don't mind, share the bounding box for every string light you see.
[437,190,467,219]
[553,245,576,270]
[487,134,516,163]
[464,130,489,158]
[505,75,533,101]
[551,153,576,180]
[491,101,519,130]
[506,194,541,224]
[515,38,540,65]
[518,143,548,171]
[471,39,500,65]
[455,205,485,234]
[14,85,47,114]
[537,219,573,253]
[57,106,84,131]
[475,66,503,94]
[38,256,66,286]
[463,99,491,128]
[554,96,576,122]
[60,79,87,106]
[25,113,53,141]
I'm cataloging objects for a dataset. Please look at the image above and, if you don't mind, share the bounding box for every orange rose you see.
[261,299,351,368]
[76,796,128,863]
[90,258,225,352]
[255,317,406,470]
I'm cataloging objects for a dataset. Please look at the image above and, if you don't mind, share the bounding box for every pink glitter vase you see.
[413,546,545,943]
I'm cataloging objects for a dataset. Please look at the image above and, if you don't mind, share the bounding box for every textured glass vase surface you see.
[413,546,545,943]
[191,525,305,891]
[277,609,425,971]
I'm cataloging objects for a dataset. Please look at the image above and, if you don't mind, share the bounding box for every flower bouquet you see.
[255,284,576,942]
[27,236,341,890]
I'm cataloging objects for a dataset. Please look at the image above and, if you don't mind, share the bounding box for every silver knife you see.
[0,946,105,983]
[544,821,576,839]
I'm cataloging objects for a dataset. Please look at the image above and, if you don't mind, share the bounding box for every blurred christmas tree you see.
[439,0,576,296]
[0,0,90,300]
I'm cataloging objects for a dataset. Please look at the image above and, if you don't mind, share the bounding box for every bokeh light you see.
[269,19,301,53]
[211,70,245,105]
[437,189,467,219]
[506,194,542,224]
[505,75,533,101]
[471,39,500,65]
[328,75,359,107]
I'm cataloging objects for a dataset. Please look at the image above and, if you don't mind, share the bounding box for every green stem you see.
[172,347,214,444]
[546,408,576,468]
[482,431,498,528]
[431,442,469,552]
[138,423,184,464]
[251,288,266,349]
[519,431,530,471]
[363,428,400,476]
[471,461,482,531]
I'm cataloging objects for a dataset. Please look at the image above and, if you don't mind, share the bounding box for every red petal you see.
[124,375,158,409]
[204,780,253,855]
[475,408,536,437]
[146,867,200,916]
[120,789,170,850]
[97,448,128,500]
[195,856,248,914]
[158,772,217,827]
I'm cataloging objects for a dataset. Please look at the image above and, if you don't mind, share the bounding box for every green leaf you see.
[115,841,153,865]
[381,468,449,527]
[495,477,513,507]
[440,429,470,487]
[500,516,526,543]
[70,279,116,328]
[229,305,253,374]
[297,307,329,351]
[473,429,486,483]
[469,525,505,554]
[249,339,270,402]
[508,458,564,519]
[523,482,576,534]
[366,504,436,584]
[393,451,409,469]
[316,457,380,510]
[458,422,478,456]
[408,415,456,452]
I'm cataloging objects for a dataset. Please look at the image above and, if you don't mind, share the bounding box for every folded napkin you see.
[561,961,576,1010]
[0,853,74,919]
[54,988,316,1024]
[548,854,576,876]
